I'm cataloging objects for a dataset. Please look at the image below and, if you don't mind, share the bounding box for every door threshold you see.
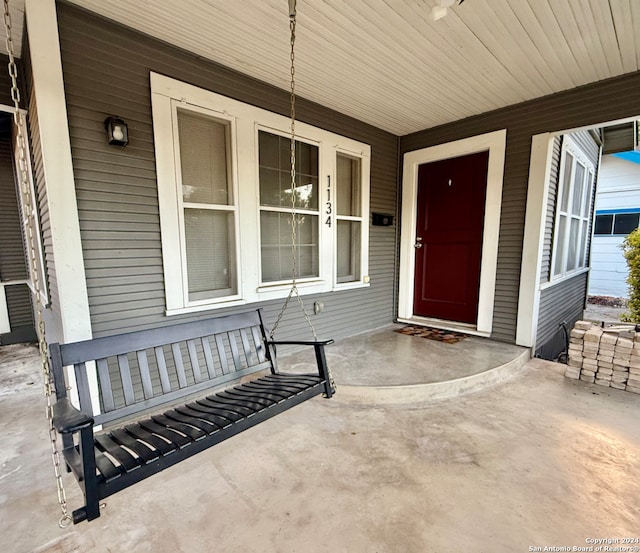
[397,316,491,338]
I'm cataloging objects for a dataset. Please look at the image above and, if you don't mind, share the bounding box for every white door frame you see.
[398,129,507,336]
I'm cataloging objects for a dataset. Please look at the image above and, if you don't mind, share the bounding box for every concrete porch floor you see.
[280,324,530,404]
[1,335,640,552]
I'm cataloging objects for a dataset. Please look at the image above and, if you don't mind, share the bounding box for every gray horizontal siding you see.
[23,37,63,343]
[0,117,34,343]
[0,123,28,283]
[5,283,34,329]
[568,129,601,268]
[570,129,601,165]
[540,136,562,284]
[535,272,587,360]
[540,130,600,284]
[57,4,399,345]
[401,70,640,343]
[602,124,634,155]
[0,53,20,107]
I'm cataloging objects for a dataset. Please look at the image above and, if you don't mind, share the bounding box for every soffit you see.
[14,1,640,135]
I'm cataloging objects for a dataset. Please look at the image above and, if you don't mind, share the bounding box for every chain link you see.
[268,2,335,394]
[269,4,317,341]
[3,0,72,528]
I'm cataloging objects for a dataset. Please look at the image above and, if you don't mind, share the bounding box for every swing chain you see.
[268,1,335,395]
[3,0,72,529]
[269,1,317,342]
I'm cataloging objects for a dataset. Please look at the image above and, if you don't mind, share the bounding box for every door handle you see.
[414,237,423,249]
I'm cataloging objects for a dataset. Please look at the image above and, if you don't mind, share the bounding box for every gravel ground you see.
[583,303,628,324]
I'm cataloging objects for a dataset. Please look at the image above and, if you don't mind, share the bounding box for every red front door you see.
[413,151,489,324]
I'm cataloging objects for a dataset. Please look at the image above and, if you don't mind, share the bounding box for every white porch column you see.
[24,0,91,343]
[25,0,97,408]
[516,133,555,348]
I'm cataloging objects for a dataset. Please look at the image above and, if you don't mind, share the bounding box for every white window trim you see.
[150,73,370,315]
[333,148,370,288]
[550,136,595,282]
[171,102,242,307]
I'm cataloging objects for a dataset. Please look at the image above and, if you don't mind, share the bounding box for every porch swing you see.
[5,0,334,526]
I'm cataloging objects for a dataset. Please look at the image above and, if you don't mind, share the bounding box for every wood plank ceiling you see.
[11,1,640,135]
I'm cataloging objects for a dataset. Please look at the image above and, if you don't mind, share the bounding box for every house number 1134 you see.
[325,175,332,227]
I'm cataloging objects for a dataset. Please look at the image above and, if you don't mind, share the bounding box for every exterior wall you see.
[0,122,26,283]
[0,116,35,344]
[56,3,399,341]
[22,38,64,343]
[401,72,640,344]
[0,53,17,106]
[589,154,640,298]
[539,129,600,285]
[539,136,562,284]
[535,272,588,361]
[534,129,600,359]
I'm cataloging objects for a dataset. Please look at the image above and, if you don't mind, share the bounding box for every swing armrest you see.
[52,398,94,434]
[267,339,334,397]
[266,339,334,347]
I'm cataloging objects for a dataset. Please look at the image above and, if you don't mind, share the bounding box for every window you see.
[258,131,319,283]
[594,214,613,235]
[151,73,370,314]
[594,211,640,236]
[176,108,237,302]
[336,153,362,283]
[551,137,595,279]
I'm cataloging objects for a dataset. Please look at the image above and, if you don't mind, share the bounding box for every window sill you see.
[333,281,370,292]
[165,298,247,316]
[540,267,590,290]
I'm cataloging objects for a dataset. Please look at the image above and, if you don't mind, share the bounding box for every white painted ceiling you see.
[8,1,640,135]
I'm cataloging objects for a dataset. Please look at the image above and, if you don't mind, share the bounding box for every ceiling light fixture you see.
[431,0,465,21]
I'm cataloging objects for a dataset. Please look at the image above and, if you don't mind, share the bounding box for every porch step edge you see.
[333,348,531,406]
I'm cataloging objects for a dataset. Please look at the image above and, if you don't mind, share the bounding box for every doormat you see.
[395,325,468,344]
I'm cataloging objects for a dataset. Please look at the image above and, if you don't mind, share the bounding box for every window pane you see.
[259,167,282,206]
[337,220,361,283]
[184,209,236,301]
[582,171,593,217]
[560,152,573,211]
[571,162,585,215]
[567,218,580,272]
[178,109,230,205]
[579,223,587,268]
[336,154,361,217]
[259,131,318,209]
[594,214,613,235]
[258,131,281,169]
[554,215,567,276]
[613,213,640,235]
[260,212,318,282]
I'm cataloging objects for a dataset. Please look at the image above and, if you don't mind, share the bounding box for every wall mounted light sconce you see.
[104,116,129,146]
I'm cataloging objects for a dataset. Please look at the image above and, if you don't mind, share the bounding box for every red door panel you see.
[413,151,489,324]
